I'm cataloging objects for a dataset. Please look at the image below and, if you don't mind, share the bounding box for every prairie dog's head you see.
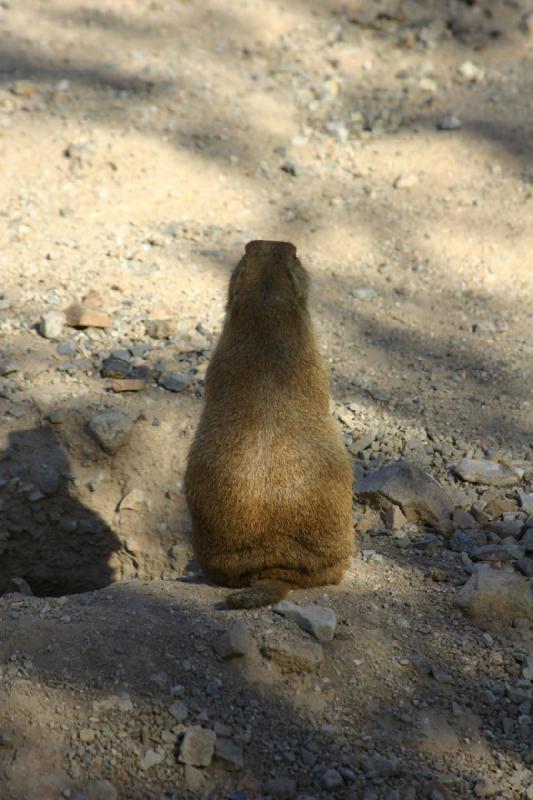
[228,240,309,314]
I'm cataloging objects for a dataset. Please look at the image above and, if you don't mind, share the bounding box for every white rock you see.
[273,601,337,642]
[179,727,216,767]
[518,492,533,514]
[40,310,66,340]
[88,411,133,454]
[139,748,164,770]
[455,566,533,630]
[215,620,252,659]
[453,458,520,487]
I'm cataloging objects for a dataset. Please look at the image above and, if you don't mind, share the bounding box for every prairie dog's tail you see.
[225,579,292,609]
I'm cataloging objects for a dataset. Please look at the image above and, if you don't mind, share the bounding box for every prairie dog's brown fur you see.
[184,240,353,608]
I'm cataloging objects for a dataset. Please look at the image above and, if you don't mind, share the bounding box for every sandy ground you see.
[0,0,533,798]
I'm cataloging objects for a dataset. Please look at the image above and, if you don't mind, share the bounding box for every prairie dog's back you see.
[205,240,330,418]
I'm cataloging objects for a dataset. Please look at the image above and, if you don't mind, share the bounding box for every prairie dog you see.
[184,240,353,608]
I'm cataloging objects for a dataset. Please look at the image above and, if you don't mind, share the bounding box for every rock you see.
[273,601,337,642]
[4,576,33,596]
[111,378,146,392]
[119,488,147,512]
[487,519,524,539]
[214,738,244,771]
[179,727,216,767]
[57,340,77,357]
[449,530,476,555]
[143,319,176,339]
[73,780,118,800]
[92,692,133,713]
[280,161,301,177]
[437,114,462,131]
[158,371,190,392]
[357,461,453,533]
[385,504,407,530]
[325,120,349,142]
[351,287,377,301]
[518,493,533,514]
[323,769,344,790]
[263,638,324,672]
[101,356,131,378]
[88,411,133,454]
[455,566,533,630]
[350,429,376,452]
[263,777,297,799]
[520,12,533,38]
[393,173,418,189]
[215,620,252,659]
[139,748,164,770]
[35,463,61,496]
[521,529,533,552]
[453,459,520,487]
[40,310,66,339]
[471,545,514,562]
[65,303,112,329]
[184,765,211,792]
[0,361,19,376]
[458,60,484,82]
[79,729,96,743]
[516,558,533,578]
[452,509,477,529]
[168,701,188,722]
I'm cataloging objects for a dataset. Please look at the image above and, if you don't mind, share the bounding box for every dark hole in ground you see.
[0,425,122,597]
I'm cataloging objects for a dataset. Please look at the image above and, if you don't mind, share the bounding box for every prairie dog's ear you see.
[287,256,309,303]
[227,255,246,308]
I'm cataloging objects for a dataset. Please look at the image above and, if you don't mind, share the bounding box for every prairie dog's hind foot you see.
[225,579,292,609]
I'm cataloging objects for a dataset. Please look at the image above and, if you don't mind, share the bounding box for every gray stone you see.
[393,173,418,189]
[92,692,133,713]
[34,463,61,496]
[40,310,66,340]
[139,749,164,770]
[168,701,188,722]
[385,504,407,530]
[449,530,476,555]
[158,371,189,392]
[323,769,344,790]
[452,509,477,529]
[487,519,524,539]
[263,777,297,799]
[453,459,520,487]
[0,361,19,376]
[471,545,514,562]
[179,727,216,767]
[214,738,244,771]
[101,356,131,378]
[57,340,77,357]
[263,638,324,672]
[518,493,533,514]
[516,558,533,578]
[215,620,252,659]
[4,576,33,596]
[88,411,133,454]
[455,566,533,630]
[273,601,337,642]
[143,319,177,339]
[522,529,533,552]
[357,461,453,533]
[351,287,377,301]
[73,780,118,800]
[437,114,462,130]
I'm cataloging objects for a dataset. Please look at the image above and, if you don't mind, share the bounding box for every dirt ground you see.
[1,0,533,798]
